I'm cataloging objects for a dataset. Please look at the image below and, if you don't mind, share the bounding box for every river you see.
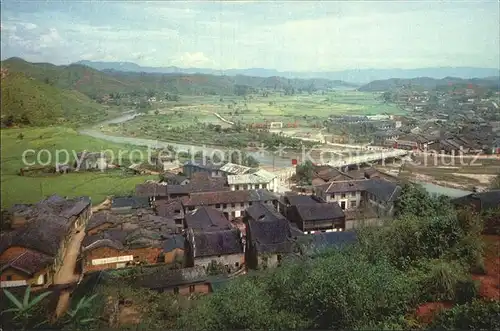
[78,113,294,168]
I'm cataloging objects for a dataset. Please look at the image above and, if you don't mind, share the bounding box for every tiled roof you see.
[184,159,221,171]
[87,212,117,231]
[181,189,277,206]
[135,183,168,197]
[291,203,345,222]
[0,250,53,276]
[364,179,401,202]
[245,203,294,254]
[453,190,500,210]
[162,235,185,252]
[0,196,91,256]
[227,168,277,185]
[185,207,232,231]
[111,196,151,209]
[191,229,243,258]
[318,180,367,193]
[155,200,183,218]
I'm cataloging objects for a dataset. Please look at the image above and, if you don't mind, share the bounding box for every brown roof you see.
[155,200,183,218]
[190,229,243,258]
[135,183,168,197]
[318,180,367,193]
[182,189,277,207]
[0,250,53,276]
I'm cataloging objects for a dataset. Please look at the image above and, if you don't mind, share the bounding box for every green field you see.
[1,127,156,208]
[100,91,404,145]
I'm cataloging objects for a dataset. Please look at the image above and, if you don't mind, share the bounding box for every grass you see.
[1,127,156,208]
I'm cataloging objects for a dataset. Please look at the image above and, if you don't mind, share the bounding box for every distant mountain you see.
[76,60,500,84]
[1,58,355,100]
[358,76,500,92]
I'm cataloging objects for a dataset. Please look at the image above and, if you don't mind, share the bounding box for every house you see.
[311,166,352,186]
[452,190,500,213]
[183,160,251,178]
[161,235,185,265]
[154,200,184,232]
[184,206,233,232]
[82,228,164,272]
[135,266,221,295]
[227,168,278,192]
[278,193,321,218]
[181,189,278,221]
[111,196,151,213]
[160,173,190,185]
[185,228,244,272]
[314,178,401,228]
[86,212,118,235]
[0,195,92,291]
[135,183,168,202]
[74,152,108,171]
[287,202,346,234]
[244,203,296,270]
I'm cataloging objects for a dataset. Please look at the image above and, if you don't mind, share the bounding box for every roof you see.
[0,196,91,256]
[188,172,228,192]
[418,182,472,198]
[291,203,345,222]
[181,189,278,207]
[87,212,117,231]
[0,250,53,276]
[318,180,367,193]
[219,162,252,175]
[364,179,402,203]
[155,200,183,217]
[160,173,188,185]
[184,159,221,171]
[162,235,185,252]
[184,206,232,231]
[245,203,294,254]
[111,196,151,209]
[191,229,243,258]
[76,151,106,160]
[453,190,500,210]
[227,168,277,185]
[135,266,208,289]
[284,195,319,206]
[135,183,168,197]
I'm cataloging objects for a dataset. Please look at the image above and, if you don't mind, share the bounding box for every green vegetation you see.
[1,72,115,127]
[429,300,500,330]
[1,127,156,208]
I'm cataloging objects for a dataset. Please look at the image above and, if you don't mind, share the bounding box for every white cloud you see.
[170,52,215,67]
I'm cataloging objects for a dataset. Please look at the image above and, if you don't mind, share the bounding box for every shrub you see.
[454,279,480,305]
[428,299,500,330]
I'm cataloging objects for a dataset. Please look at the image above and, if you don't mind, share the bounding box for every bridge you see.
[324,149,409,168]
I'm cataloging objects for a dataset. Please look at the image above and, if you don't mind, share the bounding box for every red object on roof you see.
[468,83,473,89]
[291,159,298,165]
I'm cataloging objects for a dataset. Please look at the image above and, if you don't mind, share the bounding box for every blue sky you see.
[1,1,499,71]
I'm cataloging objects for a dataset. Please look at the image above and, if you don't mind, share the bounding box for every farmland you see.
[98,91,404,147]
[0,127,156,208]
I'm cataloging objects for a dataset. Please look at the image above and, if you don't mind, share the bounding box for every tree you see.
[295,160,314,185]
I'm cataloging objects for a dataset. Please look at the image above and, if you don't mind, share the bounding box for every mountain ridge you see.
[75,60,500,84]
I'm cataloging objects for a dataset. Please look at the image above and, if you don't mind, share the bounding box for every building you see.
[183,160,251,178]
[452,190,500,213]
[0,195,91,319]
[161,235,185,265]
[244,203,296,270]
[181,189,278,221]
[287,202,346,234]
[111,197,151,213]
[184,206,233,232]
[227,168,278,192]
[74,152,108,171]
[134,266,225,295]
[185,228,244,272]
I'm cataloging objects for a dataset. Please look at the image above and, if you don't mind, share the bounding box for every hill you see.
[3,58,356,98]
[76,60,500,84]
[358,76,500,92]
[0,70,109,126]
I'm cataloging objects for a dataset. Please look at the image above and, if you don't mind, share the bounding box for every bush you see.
[454,279,480,305]
[428,299,500,330]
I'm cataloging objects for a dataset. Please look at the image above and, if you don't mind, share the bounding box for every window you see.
[174,209,181,214]
[235,262,239,267]
[249,202,253,206]
[215,204,221,209]
[231,203,235,207]
[175,219,183,225]
[240,203,244,207]
[330,194,335,199]
[351,201,357,208]
[174,287,179,294]
[189,285,195,293]
[341,193,346,198]
[6,275,12,281]
[340,201,346,210]
[231,211,235,217]
[262,184,267,189]
[235,185,240,190]
[351,192,356,197]
[223,204,227,209]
